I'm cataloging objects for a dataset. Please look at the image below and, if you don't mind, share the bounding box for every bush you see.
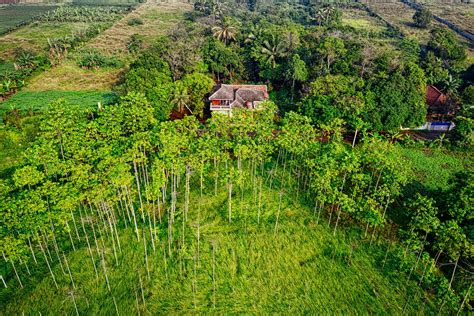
[452,105,474,147]
[39,6,131,23]
[413,8,432,28]
[127,17,144,26]
[77,50,122,70]
[127,34,143,53]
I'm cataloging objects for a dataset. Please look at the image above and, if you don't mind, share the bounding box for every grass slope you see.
[0,182,435,313]
[0,90,115,112]
[22,1,191,92]
[86,0,192,55]
[400,145,473,190]
[25,60,123,92]
[0,21,106,60]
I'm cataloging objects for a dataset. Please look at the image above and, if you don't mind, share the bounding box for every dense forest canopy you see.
[0,0,473,313]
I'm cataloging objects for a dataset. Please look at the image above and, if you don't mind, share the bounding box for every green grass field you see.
[0,182,435,314]
[341,8,387,34]
[399,145,473,191]
[0,5,56,35]
[0,22,107,60]
[72,0,141,4]
[0,90,116,113]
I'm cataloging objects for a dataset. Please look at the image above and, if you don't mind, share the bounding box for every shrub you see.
[77,50,122,70]
[127,17,144,26]
[39,6,131,23]
[127,34,143,53]
[413,8,432,28]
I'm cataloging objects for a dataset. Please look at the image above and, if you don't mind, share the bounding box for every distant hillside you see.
[0,0,66,4]
[0,0,142,4]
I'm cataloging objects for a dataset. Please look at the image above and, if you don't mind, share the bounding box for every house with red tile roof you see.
[209,84,269,115]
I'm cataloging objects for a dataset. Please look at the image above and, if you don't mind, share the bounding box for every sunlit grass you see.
[399,145,473,190]
[0,181,435,313]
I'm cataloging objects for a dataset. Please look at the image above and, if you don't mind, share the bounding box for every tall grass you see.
[0,178,435,313]
[398,145,473,190]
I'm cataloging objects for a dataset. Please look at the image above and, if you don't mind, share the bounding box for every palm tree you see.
[442,74,460,96]
[244,23,262,44]
[14,52,35,70]
[171,82,192,114]
[212,20,237,45]
[194,0,207,13]
[313,6,336,26]
[260,35,287,69]
[282,30,300,53]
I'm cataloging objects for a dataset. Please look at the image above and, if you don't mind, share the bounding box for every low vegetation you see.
[76,49,122,69]
[0,5,56,35]
[0,0,472,314]
[38,6,133,23]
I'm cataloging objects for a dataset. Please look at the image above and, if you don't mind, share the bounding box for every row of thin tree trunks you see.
[3,151,466,314]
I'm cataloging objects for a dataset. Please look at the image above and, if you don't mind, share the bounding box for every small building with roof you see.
[209,84,269,115]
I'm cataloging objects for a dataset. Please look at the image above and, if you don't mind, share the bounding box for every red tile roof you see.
[426,85,446,107]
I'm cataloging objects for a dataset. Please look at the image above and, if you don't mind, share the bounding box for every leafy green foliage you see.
[0,49,50,98]
[39,6,131,23]
[412,8,432,28]
[177,72,215,116]
[76,49,122,70]
[366,63,427,131]
[428,27,467,68]
[452,105,474,147]
[127,34,143,53]
[127,17,144,26]
[202,37,243,82]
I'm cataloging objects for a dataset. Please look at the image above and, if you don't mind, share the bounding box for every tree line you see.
[1,94,472,312]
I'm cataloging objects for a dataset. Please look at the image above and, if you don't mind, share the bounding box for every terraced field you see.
[25,0,192,91]
[0,21,99,60]
[367,1,474,64]
[0,5,55,35]
[87,0,193,55]
[417,0,474,34]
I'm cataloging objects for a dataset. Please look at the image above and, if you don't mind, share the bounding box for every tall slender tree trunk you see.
[28,237,37,264]
[228,182,233,222]
[274,191,283,235]
[79,207,99,278]
[448,256,460,291]
[457,282,472,315]
[352,129,358,148]
[38,239,58,289]
[406,232,428,283]
[134,160,145,222]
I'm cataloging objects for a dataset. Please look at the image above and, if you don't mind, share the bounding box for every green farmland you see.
[0,5,56,35]
[0,0,472,314]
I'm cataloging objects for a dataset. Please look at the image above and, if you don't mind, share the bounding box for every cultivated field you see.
[87,0,193,55]
[0,5,55,35]
[24,0,192,92]
[0,21,99,60]
[367,1,474,64]
[341,7,388,35]
[417,0,474,33]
